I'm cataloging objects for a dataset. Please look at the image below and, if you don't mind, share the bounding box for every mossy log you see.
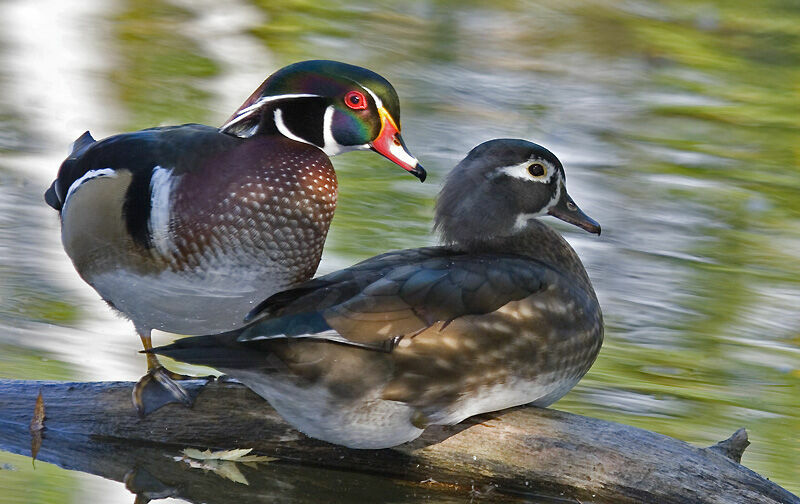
[0,379,796,504]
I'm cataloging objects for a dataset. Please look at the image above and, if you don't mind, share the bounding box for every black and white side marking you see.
[61,168,118,211]
[148,166,176,256]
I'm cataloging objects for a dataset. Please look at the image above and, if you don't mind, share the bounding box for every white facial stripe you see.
[354,85,419,166]
[321,105,373,156]
[149,166,176,256]
[497,160,557,183]
[360,84,383,109]
[64,168,117,206]
[219,93,320,133]
[273,108,316,147]
[321,105,341,156]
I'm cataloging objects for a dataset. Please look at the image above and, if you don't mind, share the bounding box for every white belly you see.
[89,265,289,334]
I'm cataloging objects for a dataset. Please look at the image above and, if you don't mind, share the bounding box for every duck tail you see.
[149,331,267,370]
[44,131,98,211]
[69,130,96,156]
[44,182,62,210]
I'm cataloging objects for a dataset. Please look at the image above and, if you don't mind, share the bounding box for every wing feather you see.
[238,249,554,350]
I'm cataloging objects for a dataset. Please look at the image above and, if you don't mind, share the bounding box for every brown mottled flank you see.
[169,136,337,285]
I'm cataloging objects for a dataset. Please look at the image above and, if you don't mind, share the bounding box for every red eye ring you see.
[344,90,368,110]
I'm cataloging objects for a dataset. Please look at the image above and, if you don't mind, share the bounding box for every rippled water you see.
[0,0,798,501]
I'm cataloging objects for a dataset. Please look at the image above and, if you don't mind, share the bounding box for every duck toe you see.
[132,367,212,417]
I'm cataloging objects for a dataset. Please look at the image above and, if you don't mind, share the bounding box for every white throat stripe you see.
[274,108,316,148]
[321,105,342,156]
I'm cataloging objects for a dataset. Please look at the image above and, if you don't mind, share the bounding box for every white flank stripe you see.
[63,168,117,207]
[243,329,356,346]
[149,166,176,256]
[219,93,320,134]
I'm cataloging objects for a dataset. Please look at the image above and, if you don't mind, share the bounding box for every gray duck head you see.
[434,139,600,247]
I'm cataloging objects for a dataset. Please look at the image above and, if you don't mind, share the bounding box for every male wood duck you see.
[152,138,603,448]
[44,60,425,416]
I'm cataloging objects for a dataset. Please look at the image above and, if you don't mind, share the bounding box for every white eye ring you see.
[527,163,547,178]
[496,160,553,182]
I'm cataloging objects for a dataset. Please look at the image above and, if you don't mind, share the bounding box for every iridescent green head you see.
[221,60,424,181]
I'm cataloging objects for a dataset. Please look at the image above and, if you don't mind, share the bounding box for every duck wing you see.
[237,247,554,350]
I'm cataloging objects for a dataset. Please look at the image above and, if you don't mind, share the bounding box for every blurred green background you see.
[0,0,798,501]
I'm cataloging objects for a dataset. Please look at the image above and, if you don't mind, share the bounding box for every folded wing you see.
[238,247,556,349]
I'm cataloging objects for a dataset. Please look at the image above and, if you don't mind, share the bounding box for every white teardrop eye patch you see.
[496,159,556,183]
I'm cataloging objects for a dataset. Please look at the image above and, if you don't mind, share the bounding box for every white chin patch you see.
[513,212,542,231]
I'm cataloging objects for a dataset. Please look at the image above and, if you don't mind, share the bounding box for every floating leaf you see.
[212,461,249,485]
[29,390,45,432]
[174,447,277,485]
[29,390,45,466]
[180,447,276,463]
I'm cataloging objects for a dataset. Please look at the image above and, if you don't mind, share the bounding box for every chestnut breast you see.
[169,136,337,283]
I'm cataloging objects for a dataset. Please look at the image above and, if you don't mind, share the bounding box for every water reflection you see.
[0,0,798,501]
[2,425,518,504]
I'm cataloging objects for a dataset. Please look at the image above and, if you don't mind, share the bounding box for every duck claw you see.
[132,367,212,417]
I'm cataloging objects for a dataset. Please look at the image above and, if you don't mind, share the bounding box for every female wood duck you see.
[44,60,425,416]
[152,138,603,448]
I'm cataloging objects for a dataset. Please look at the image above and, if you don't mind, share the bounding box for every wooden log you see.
[0,379,796,504]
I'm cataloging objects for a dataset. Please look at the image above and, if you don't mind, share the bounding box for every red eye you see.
[344,91,367,110]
